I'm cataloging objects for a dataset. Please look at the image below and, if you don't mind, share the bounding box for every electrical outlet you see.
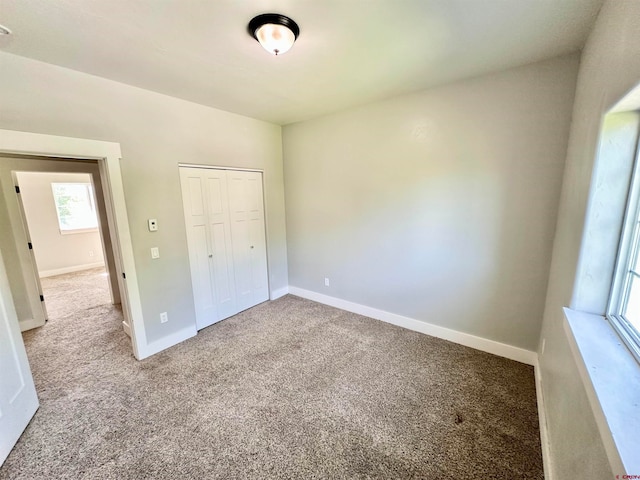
[541,338,546,355]
[324,277,330,287]
[160,312,168,323]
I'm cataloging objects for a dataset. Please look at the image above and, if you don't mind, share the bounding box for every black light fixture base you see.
[248,13,300,41]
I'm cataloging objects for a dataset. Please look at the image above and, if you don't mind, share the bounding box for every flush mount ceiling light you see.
[248,13,299,56]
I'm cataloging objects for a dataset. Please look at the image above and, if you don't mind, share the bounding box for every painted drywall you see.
[538,0,640,478]
[573,111,640,314]
[283,54,578,351]
[0,52,288,346]
[15,171,105,275]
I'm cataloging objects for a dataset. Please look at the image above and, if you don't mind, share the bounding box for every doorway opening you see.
[0,156,128,342]
[0,129,146,359]
[13,169,119,328]
[0,129,148,465]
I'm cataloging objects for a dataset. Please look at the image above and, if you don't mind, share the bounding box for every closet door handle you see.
[250,246,254,249]
[208,254,213,258]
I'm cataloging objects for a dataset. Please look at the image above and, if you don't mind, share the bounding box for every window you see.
[51,182,98,233]
[608,137,640,364]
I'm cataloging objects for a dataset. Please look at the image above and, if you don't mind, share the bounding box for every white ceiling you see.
[0,0,603,125]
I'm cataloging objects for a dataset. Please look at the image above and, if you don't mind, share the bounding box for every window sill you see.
[563,308,640,475]
[59,227,98,235]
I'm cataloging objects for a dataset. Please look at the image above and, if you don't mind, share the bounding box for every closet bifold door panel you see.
[227,170,269,311]
[179,168,236,330]
[180,167,268,331]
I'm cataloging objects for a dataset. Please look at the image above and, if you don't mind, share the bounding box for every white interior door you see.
[228,171,269,310]
[0,249,39,465]
[180,169,219,330]
[203,170,237,321]
[12,174,48,325]
[228,174,252,311]
[0,164,47,331]
[180,167,268,330]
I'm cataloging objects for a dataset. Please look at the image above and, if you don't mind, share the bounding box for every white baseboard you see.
[138,324,197,360]
[39,262,105,278]
[122,320,131,338]
[288,286,537,366]
[535,361,553,480]
[19,318,42,332]
[270,286,289,300]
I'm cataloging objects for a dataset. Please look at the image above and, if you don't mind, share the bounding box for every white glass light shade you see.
[255,23,296,55]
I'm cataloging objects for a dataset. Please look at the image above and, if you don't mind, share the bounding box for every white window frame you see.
[51,182,99,234]
[608,139,640,364]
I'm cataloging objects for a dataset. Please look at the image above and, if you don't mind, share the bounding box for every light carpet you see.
[1,269,543,479]
[39,266,112,319]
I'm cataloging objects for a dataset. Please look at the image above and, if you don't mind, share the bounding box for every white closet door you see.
[180,169,218,329]
[228,171,269,311]
[202,170,236,321]
[245,174,269,304]
[180,167,268,331]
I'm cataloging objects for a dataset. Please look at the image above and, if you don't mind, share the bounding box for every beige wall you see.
[0,3,636,474]
[0,52,288,345]
[16,171,105,275]
[538,0,640,478]
[283,54,578,351]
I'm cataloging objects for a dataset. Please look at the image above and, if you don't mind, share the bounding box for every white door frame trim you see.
[0,129,146,359]
[177,163,263,173]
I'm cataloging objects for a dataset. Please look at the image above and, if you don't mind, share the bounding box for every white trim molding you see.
[0,129,146,359]
[177,163,264,173]
[39,262,106,278]
[563,308,638,476]
[534,362,553,480]
[18,318,41,333]
[139,325,197,359]
[288,286,538,366]
[270,286,289,300]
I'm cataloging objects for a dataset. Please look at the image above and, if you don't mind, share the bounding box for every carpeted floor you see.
[1,269,544,479]
[39,266,112,319]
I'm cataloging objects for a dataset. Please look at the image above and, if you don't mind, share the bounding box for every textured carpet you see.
[1,270,543,479]
[40,266,111,320]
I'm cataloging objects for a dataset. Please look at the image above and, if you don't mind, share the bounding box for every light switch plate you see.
[148,218,158,231]
[151,247,160,259]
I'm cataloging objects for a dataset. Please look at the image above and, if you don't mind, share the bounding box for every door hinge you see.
[28,242,33,250]
[15,186,20,194]
[122,272,126,279]
[40,294,44,302]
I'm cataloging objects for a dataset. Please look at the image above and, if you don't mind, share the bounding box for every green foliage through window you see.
[51,183,98,231]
